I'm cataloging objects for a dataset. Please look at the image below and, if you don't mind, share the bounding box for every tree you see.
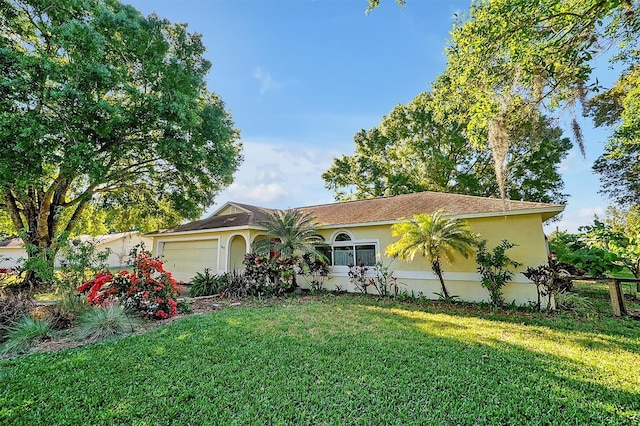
[0,0,242,285]
[582,207,640,279]
[589,66,640,206]
[386,209,477,299]
[323,92,571,203]
[366,0,639,200]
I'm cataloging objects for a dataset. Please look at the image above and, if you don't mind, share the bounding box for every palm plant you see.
[252,209,326,289]
[386,209,477,299]
[253,209,326,259]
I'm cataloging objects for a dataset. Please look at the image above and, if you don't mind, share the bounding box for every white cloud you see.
[204,139,339,216]
[254,67,281,95]
[227,182,289,204]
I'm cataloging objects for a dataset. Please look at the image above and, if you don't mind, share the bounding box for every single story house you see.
[0,231,152,269]
[148,191,564,306]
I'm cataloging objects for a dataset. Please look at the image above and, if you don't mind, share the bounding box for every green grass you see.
[1,294,639,425]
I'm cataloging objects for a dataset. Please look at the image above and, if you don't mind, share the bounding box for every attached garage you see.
[160,239,218,283]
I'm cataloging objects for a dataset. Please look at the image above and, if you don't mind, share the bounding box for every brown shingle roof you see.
[298,192,563,226]
[152,191,564,234]
[157,204,274,233]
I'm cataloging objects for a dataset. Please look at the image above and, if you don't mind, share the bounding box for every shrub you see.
[44,305,77,331]
[1,315,52,356]
[523,257,578,311]
[370,259,400,297]
[58,238,111,288]
[301,253,330,293]
[190,268,225,297]
[348,262,370,294]
[78,247,182,319]
[75,304,138,343]
[0,291,35,342]
[476,239,521,307]
[243,253,297,296]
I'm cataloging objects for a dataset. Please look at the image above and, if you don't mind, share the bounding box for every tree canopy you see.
[366,0,639,203]
[0,0,242,280]
[323,92,571,204]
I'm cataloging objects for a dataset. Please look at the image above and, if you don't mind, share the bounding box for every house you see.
[0,231,152,269]
[148,191,564,306]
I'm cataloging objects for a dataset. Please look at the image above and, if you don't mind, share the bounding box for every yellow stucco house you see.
[148,191,564,305]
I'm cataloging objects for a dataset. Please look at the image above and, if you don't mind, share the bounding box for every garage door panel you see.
[161,240,218,283]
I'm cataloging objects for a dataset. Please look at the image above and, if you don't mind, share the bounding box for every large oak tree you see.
[323,92,571,204]
[0,0,242,283]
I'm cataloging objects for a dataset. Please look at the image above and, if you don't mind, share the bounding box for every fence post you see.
[608,279,627,317]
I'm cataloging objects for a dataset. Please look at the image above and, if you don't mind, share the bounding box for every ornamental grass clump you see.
[78,246,182,319]
[75,304,138,343]
[1,315,52,356]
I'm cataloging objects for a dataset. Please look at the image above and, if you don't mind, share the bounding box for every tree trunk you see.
[432,259,450,299]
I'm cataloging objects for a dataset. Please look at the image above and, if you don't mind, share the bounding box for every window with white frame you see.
[326,232,377,267]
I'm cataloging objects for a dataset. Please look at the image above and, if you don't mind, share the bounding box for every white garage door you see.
[161,240,218,283]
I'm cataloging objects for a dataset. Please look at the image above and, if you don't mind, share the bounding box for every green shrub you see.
[189,268,225,297]
[1,315,52,355]
[476,239,521,307]
[75,304,138,343]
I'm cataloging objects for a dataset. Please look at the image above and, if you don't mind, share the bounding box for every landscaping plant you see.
[301,253,331,293]
[189,268,225,297]
[75,304,138,343]
[0,291,34,343]
[243,253,298,296]
[1,315,52,356]
[476,239,521,307]
[78,247,182,319]
[386,210,477,299]
[523,256,578,311]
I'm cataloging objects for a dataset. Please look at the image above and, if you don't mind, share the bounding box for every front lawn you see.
[1,294,639,425]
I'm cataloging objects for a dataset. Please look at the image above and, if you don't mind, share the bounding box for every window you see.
[329,232,377,267]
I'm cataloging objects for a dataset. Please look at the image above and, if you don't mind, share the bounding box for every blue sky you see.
[125,0,612,233]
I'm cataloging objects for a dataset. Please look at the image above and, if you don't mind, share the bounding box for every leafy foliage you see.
[368,1,640,203]
[323,92,571,203]
[590,66,640,206]
[476,240,521,307]
[583,208,640,278]
[0,0,242,285]
[78,246,182,319]
[243,253,298,296]
[253,209,325,259]
[386,209,477,299]
[549,230,618,278]
[189,268,225,298]
[301,253,331,293]
[523,257,578,311]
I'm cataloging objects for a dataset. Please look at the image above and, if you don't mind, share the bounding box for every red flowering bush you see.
[78,247,182,319]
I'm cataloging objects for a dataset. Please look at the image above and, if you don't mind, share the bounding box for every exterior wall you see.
[98,234,152,268]
[0,247,25,269]
[151,212,551,306]
[152,228,264,281]
[299,213,550,306]
[0,233,151,269]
